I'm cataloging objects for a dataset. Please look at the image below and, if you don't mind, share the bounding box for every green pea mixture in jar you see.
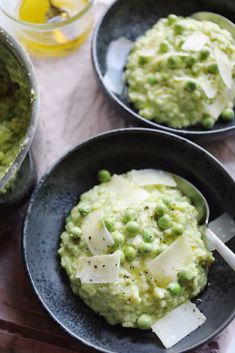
[58,169,214,329]
[0,44,31,187]
[125,15,235,129]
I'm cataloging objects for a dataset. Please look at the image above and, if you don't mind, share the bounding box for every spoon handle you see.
[206,228,235,271]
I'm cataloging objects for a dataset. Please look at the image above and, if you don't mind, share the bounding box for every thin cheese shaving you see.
[103,69,124,95]
[76,252,121,284]
[106,37,133,71]
[214,47,233,89]
[151,300,206,348]
[203,85,235,120]
[81,211,114,255]
[148,236,193,285]
[199,80,217,99]
[129,169,176,187]
[105,174,149,205]
[175,76,217,99]
[182,32,208,51]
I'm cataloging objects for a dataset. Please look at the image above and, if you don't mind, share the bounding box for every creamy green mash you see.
[59,170,213,329]
[125,15,235,129]
[0,44,31,184]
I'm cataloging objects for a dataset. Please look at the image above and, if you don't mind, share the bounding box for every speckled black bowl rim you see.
[91,0,235,140]
[22,128,235,353]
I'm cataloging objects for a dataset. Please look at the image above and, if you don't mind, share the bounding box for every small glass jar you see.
[0,0,94,57]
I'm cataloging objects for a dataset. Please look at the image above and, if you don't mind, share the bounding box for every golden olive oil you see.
[18,0,93,56]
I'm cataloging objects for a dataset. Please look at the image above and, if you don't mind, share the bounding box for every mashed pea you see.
[0,45,31,187]
[125,15,235,129]
[59,170,214,329]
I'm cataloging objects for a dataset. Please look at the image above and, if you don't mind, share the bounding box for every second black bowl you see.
[92,0,235,142]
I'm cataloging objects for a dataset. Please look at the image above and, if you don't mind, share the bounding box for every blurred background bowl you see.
[92,0,235,142]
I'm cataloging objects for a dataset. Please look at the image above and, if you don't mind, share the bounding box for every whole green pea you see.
[167,56,178,69]
[98,169,111,183]
[137,314,152,329]
[138,56,148,65]
[199,49,210,61]
[155,202,167,217]
[207,63,218,74]
[122,210,137,224]
[184,55,197,67]
[178,269,194,282]
[167,14,177,24]
[124,246,136,261]
[158,214,172,230]
[202,116,214,129]
[139,243,153,255]
[112,231,125,245]
[125,221,140,236]
[104,217,115,232]
[172,223,184,236]
[185,81,197,92]
[142,228,154,242]
[168,282,182,295]
[78,205,91,217]
[147,76,158,85]
[174,23,184,35]
[159,41,169,53]
[221,108,235,122]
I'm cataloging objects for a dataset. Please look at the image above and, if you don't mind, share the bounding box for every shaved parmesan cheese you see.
[199,80,217,99]
[148,236,193,285]
[77,252,121,283]
[106,37,133,71]
[81,211,114,255]
[214,47,233,89]
[182,32,208,51]
[103,69,124,95]
[203,85,235,120]
[105,175,149,205]
[151,300,206,348]
[175,76,217,99]
[129,169,176,187]
[104,37,133,94]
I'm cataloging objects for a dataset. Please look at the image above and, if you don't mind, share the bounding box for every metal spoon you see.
[46,0,69,23]
[191,12,235,40]
[173,174,235,271]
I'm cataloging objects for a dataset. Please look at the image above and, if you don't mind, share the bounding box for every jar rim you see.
[0,0,94,31]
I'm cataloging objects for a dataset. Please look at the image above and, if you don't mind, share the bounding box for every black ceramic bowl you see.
[92,0,235,142]
[23,129,235,353]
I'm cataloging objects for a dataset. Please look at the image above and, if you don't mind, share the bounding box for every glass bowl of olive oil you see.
[0,0,94,57]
